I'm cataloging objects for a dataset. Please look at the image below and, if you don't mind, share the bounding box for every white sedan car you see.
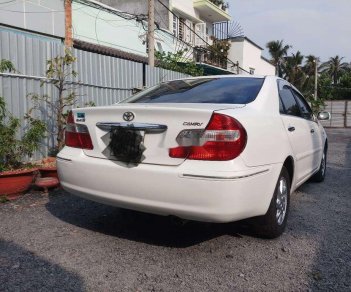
[57,76,330,238]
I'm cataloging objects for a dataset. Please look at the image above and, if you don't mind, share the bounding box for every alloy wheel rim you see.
[276,177,288,225]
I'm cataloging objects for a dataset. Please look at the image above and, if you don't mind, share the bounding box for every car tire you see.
[253,166,290,239]
[311,148,327,182]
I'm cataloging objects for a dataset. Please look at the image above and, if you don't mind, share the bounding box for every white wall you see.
[227,40,243,72]
[228,38,275,75]
[72,1,178,57]
[256,58,276,76]
[171,0,198,20]
[0,0,65,38]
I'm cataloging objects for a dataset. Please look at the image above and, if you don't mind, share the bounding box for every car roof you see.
[163,74,278,83]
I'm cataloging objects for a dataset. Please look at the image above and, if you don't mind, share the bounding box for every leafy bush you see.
[155,50,204,77]
[0,59,46,171]
[28,49,95,153]
[0,96,46,171]
[0,59,15,73]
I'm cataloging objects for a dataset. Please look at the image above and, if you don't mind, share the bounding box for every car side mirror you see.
[317,111,331,121]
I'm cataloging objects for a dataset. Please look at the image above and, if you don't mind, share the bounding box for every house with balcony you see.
[97,0,232,73]
[100,0,231,45]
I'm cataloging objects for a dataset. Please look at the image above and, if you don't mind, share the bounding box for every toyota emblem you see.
[123,112,135,121]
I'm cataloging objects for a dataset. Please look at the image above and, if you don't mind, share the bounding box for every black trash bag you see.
[109,126,145,164]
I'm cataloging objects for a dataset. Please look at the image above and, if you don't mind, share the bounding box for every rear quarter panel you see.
[218,77,293,167]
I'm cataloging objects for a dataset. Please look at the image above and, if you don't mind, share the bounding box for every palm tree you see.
[303,55,319,76]
[320,55,349,84]
[301,55,320,98]
[266,40,291,77]
[283,51,304,85]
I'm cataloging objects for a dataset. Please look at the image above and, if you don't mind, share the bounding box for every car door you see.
[278,80,315,184]
[291,88,323,172]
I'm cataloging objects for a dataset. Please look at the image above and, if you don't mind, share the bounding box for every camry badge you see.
[183,122,203,126]
[123,112,135,122]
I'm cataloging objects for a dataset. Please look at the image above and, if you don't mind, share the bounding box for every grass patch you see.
[0,195,9,203]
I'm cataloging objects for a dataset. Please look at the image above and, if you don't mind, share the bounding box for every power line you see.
[74,0,144,21]
[0,0,17,5]
[94,9,102,45]
[0,2,86,13]
[154,4,169,30]
[78,7,144,29]
[0,8,66,13]
[153,7,199,62]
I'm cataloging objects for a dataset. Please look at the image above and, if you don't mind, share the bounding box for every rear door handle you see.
[288,126,295,132]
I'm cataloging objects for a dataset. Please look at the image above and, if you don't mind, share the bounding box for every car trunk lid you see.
[73,103,244,166]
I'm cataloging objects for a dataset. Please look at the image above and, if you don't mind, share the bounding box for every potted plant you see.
[38,156,58,179]
[0,96,46,198]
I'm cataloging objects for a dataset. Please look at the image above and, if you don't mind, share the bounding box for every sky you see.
[229,0,351,63]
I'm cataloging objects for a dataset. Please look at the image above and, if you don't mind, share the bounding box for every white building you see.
[0,0,274,76]
[170,0,231,47]
[0,0,65,38]
[100,0,231,47]
[227,36,275,75]
[93,0,232,73]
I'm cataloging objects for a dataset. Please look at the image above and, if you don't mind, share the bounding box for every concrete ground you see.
[0,128,350,291]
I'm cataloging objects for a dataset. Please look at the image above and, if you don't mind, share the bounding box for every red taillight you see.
[65,111,94,150]
[169,113,247,161]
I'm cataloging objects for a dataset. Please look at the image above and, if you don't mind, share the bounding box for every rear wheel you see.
[311,148,327,182]
[253,166,290,239]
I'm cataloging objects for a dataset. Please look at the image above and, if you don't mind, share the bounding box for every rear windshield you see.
[123,77,265,104]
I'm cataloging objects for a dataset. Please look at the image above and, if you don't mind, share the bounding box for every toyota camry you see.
[57,76,330,238]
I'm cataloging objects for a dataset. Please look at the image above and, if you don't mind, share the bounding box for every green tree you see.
[266,40,291,77]
[0,59,15,73]
[155,50,204,77]
[0,61,45,171]
[334,72,351,100]
[300,55,320,99]
[283,51,304,86]
[303,55,319,76]
[320,55,349,85]
[206,38,231,69]
[339,72,351,88]
[318,72,333,100]
[28,49,78,152]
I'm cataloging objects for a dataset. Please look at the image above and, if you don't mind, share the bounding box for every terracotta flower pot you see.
[0,168,38,196]
[39,167,58,179]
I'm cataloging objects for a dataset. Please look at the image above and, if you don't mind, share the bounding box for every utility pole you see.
[64,0,73,48]
[314,59,318,101]
[147,0,155,67]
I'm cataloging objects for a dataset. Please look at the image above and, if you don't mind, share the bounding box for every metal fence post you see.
[345,101,348,128]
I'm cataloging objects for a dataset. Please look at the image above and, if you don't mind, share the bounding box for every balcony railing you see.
[194,49,227,69]
[194,36,230,70]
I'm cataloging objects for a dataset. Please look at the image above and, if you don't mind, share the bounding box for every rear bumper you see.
[57,148,282,223]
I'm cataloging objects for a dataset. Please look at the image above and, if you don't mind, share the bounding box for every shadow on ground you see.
[0,239,84,291]
[45,190,256,248]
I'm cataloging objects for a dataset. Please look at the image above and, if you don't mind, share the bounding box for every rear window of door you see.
[279,84,301,117]
[123,77,265,104]
[291,89,314,120]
